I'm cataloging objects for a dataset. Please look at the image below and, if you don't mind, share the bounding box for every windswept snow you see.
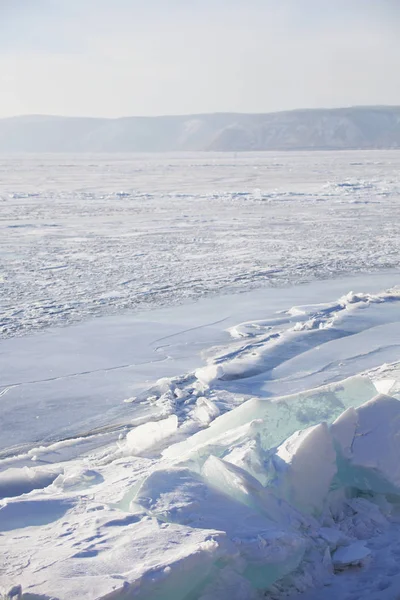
[1,282,400,599]
[2,151,400,337]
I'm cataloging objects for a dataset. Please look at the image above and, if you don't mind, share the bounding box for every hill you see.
[1,106,400,152]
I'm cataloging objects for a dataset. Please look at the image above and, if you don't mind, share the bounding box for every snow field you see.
[2,151,400,338]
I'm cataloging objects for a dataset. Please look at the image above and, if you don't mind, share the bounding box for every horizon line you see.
[1,104,399,121]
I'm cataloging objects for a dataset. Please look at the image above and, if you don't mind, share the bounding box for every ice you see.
[222,439,269,485]
[374,378,397,395]
[332,394,400,494]
[4,365,400,598]
[330,407,358,459]
[195,365,225,387]
[125,415,178,456]
[192,397,220,425]
[198,567,259,600]
[202,454,268,507]
[8,514,231,600]
[2,273,398,454]
[2,152,400,339]
[134,466,306,591]
[163,375,377,464]
[318,527,350,549]
[197,287,400,386]
[2,162,400,600]
[332,541,371,568]
[0,466,62,499]
[0,497,75,532]
[201,455,309,528]
[52,468,104,491]
[272,423,337,515]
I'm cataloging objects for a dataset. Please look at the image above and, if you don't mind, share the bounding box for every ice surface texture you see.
[3,377,400,598]
[2,151,400,337]
[1,284,400,599]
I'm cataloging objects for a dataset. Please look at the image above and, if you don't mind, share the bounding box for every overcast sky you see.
[0,0,399,118]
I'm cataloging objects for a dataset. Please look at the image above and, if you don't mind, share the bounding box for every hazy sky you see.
[0,0,399,118]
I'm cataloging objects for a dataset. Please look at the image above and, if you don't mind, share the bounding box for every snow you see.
[332,542,371,569]
[162,374,378,465]
[1,152,400,599]
[201,455,300,527]
[2,281,400,599]
[0,465,62,499]
[192,397,220,425]
[124,415,179,456]
[2,151,400,338]
[134,466,307,591]
[2,511,230,600]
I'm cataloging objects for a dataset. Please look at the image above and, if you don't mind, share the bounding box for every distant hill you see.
[1,106,400,152]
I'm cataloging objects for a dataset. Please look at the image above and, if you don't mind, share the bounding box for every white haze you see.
[0,0,399,118]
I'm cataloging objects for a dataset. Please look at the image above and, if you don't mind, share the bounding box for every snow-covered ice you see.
[2,151,400,337]
[124,414,178,456]
[1,152,400,599]
[2,278,400,599]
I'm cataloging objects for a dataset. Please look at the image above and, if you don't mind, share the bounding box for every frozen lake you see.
[1,151,400,600]
[1,151,400,337]
[1,270,399,458]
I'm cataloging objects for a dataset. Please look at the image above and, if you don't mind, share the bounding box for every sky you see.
[0,0,399,118]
